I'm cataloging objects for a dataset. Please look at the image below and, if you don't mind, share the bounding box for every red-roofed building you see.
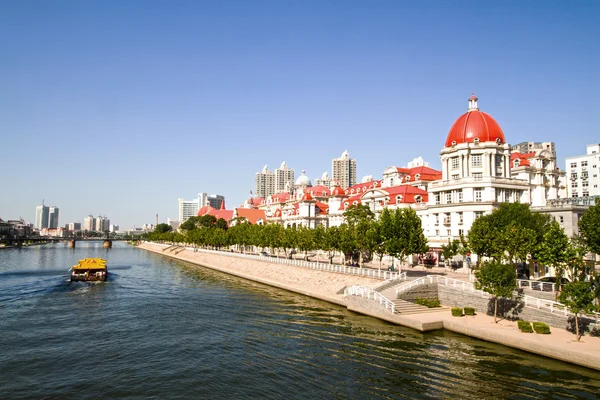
[231,208,267,225]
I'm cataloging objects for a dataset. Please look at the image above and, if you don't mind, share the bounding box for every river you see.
[1,242,599,399]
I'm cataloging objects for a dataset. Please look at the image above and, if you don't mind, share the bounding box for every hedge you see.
[518,320,533,333]
[464,307,476,316]
[415,297,441,308]
[533,322,551,334]
[451,307,463,317]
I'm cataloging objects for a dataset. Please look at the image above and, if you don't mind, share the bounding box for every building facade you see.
[332,150,357,189]
[274,161,295,193]
[35,204,49,230]
[48,206,59,229]
[83,215,95,231]
[254,165,276,199]
[565,144,600,198]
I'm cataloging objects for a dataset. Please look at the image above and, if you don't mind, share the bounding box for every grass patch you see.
[451,307,463,317]
[415,297,441,308]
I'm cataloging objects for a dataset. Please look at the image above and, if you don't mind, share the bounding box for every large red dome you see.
[445,95,505,147]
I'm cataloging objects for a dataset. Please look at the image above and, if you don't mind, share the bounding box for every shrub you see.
[533,322,551,334]
[464,307,476,316]
[451,307,463,317]
[415,297,441,308]
[518,320,533,333]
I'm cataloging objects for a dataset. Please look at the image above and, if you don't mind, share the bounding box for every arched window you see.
[390,178,394,186]
[406,176,411,182]
[514,159,521,168]
[415,174,421,180]
[396,195,403,203]
[474,138,480,144]
[415,195,422,204]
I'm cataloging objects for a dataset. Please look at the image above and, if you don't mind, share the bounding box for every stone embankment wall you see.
[396,284,439,302]
[438,285,600,334]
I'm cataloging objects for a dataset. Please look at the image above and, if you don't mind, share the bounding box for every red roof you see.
[235,208,267,224]
[314,201,329,215]
[331,186,345,196]
[445,97,505,147]
[271,192,290,203]
[345,180,381,195]
[197,205,216,216]
[339,194,363,210]
[380,185,429,204]
[403,166,442,182]
[301,192,313,201]
[206,208,234,223]
[511,152,535,167]
[307,185,331,197]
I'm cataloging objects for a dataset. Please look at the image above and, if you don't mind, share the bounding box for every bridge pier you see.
[103,240,112,249]
[68,240,76,248]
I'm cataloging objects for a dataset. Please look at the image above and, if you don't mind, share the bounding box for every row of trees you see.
[147,205,428,267]
[462,202,600,339]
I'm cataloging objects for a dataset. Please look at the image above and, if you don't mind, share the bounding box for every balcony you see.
[443,218,451,225]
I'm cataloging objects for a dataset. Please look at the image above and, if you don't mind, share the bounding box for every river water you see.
[1,242,599,399]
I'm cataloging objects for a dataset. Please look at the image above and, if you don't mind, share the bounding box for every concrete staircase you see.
[378,282,448,315]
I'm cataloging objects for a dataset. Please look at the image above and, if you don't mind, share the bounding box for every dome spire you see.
[468,93,479,112]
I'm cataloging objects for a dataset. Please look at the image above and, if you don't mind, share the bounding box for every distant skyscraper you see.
[332,150,357,189]
[83,215,95,231]
[207,194,225,209]
[511,141,556,158]
[48,206,59,229]
[274,161,295,193]
[35,202,49,230]
[94,216,109,232]
[254,165,276,198]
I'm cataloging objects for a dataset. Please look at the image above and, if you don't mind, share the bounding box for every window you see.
[458,229,464,236]
[475,188,483,202]
[475,211,484,219]
[451,157,459,170]
[495,155,503,167]
[444,213,450,224]
[583,191,589,197]
[446,192,452,203]
[435,229,439,236]
[583,181,589,188]
[434,214,439,225]
[571,173,577,180]
[570,162,577,168]
[582,161,588,167]
[457,190,463,203]
[583,172,589,179]
[415,195,422,204]
[571,181,578,188]
[435,194,440,205]
[458,212,463,224]
[446,229,452,237]
[389,178,394,186]
[559,216,564,223]
[473,172,483,180]
[472,154,482,167]
[452,174,460,180]
[514,159,521,167]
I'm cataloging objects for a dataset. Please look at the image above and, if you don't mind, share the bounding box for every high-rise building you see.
[566,144,600,198]
[254,165,276,198]
[178,195,201,223]
[48,206,59,229]
[207,194,225,209]
[83,215,95,231]
[332,150,357,189]
[275,161,295,193]
[315,171,333,188]
[109,224,119,233]
[35,203,49,230]
[66,222,81,231]
[93,216,109,232]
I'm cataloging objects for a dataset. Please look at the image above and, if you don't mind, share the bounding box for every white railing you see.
[171,244,403,281]
[394,275,597,319]
[517,279,557,293]
[344,285,396,313]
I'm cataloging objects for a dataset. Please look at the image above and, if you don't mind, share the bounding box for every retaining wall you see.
[397,284,439,302]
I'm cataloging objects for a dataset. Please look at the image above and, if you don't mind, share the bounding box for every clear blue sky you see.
[1,0,599,229]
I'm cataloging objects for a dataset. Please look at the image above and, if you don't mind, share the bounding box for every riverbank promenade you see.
[139,242,600,371]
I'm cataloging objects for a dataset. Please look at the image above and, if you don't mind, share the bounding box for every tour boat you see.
[70,258,108,282]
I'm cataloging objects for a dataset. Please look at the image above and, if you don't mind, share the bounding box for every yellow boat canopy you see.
[72,258,107,270]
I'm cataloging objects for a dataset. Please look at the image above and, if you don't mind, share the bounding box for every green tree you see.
[154,223,172,234]
[343,204,375,267]
[336,223,356,265]
[296,226,316,261]
[501,222,537,268]
[536,221,572,300]
[322,225,340,264]
[367,218,386,268]
[441,239,461,265]
[215,218,229,230]
[559,281,597,341]
[180,216,200,231]
[386,208,428,267]
[579,199,600,256]
[474,260,517,323]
